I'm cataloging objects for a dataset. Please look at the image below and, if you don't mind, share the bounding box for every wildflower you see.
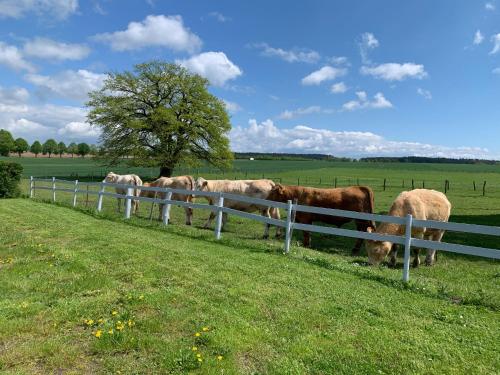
[108,329,114,335]
[197,358,203,363]
[217,355,223,361]
[116,321,125,331]
[196,354,202,358]
[127,320,134,327]
[202,327,209,332]
[112,311,118,316]
[191,346,198,351]
[139,295,144,300]
[21,302,29,309]
[194,332,201,337]
[95,330,102,338]
[98,318,104,324]
[86,319,94,326]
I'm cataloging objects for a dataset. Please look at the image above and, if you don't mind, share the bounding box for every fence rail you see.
[29,177,500,282]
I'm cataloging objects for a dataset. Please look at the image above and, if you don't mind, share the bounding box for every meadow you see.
[1,157,499,373]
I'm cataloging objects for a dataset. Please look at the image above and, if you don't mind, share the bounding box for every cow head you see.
[195,177,209,191]
[267,184,286,202]
[365,227,392,265]
[104,172,118,183]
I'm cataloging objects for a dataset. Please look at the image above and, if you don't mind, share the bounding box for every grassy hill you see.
[0,199,499,374]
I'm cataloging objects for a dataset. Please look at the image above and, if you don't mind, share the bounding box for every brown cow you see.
[267,184,376,254]
[140,176,195,225]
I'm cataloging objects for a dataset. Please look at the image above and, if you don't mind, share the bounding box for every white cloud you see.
[359,32,379,64]
[58,121,100,138]
[489,33,500,54]
[252,43,320,63]
[94,14,202,53]
[0,42,35,72]
[207,11,230,22]
[361,63,427,81]
[417,88,432,100]
[328,56,349,65]
[342,91,393,111]
[301,66,347,85]
[493,67,500,74]
[223,99,241,113]
[330,82,347,94]
[277,106,326,120]
[0,0,78,19]
[473,30,484,45]
[485,2,495,11]
[23,38,90,61]
[25,69,106,101]
[0,86,29,104]
[230,119,496,159]
[177,51,242,87]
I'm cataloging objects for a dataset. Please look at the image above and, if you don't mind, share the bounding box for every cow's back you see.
[392,189,451,222]
[206,179,275,210]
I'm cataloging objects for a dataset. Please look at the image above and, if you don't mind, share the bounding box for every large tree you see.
[14,138,29,157]
[57,141,67,157]
[68,142,78,157]
[30,141,42,157]
[77,142,90,158]
[42,139,58,158]
[87,61,233,177]
[0,129,14,157]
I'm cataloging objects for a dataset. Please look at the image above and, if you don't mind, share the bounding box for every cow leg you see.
[117,198,122,212]
[262,208,271,239]
[185,207,193,225]
[221,212,228,230]
[412,248,421,268]
[272,207,282,238]
[352,220,367,256]
[425,231,444,266]
[389,244,398,268]
[204,212,216,229]
[157,204,163,221]
[303,231,311,247]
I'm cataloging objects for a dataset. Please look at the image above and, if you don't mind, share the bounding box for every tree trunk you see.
[159,166,173,177]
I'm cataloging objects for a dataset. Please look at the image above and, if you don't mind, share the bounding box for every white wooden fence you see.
[29,177,500,282]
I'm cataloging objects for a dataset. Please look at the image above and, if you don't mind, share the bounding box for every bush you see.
[0,161,23,198]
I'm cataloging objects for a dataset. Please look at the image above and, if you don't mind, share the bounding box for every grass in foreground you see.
[0,199,499,374]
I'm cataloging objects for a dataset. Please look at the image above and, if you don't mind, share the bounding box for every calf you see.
[195,178,281,238]
[104,172,143,214]
[140,175,195,225]
[267,184,375,254]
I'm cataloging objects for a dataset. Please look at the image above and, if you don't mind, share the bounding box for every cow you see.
[103,172,143,214]
[266,184,375,255]
[194,177,281,238]
[140,175,195,225]
[366,189,451,267]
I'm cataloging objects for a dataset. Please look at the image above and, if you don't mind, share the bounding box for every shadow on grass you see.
[27,198,500,311]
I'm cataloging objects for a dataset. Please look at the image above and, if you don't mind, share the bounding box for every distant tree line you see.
[234,152,354,162]
[0,129,97,158]
[359,156,500,165]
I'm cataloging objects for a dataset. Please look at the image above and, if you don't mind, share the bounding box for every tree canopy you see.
[68,142,78,157]
[58,142,67,157]
[14,138,29,157]
[87,61,233,176]
[77,143,90,157]
[30,141,42,157]
[42,139,58,158]
[0,130,14,157]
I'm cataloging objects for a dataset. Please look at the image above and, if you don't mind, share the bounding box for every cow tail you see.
[187,175,195,202]
[366,187,376,230]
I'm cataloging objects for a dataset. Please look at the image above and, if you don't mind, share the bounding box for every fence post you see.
[411,179,415,190]
[284,200,293,254]
[124,187,133,219]
[29,176,34,198]
[334,177,337,188]
[162,191,173,225]
[444,180,447,194]
[72,180,78,207]
[402,214,413,282]
[97,182,105,212]
[52,177,56,202]
[422,180,425,189]
[214,193,224,240]
[483,181,487,196]
[473,181,476,191]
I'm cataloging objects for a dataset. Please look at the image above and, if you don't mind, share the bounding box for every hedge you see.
[0,161,23,198]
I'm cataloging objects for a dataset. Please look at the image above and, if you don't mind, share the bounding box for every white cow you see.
[140,175,195,225]
[195,177,281,238]
[104,172,143,214]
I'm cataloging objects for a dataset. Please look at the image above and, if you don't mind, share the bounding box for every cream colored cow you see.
[104,172,143,214]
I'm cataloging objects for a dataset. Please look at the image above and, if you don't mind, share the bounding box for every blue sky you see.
[0,0,499,158]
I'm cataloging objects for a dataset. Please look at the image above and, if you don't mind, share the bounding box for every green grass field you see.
[1,157,500,373]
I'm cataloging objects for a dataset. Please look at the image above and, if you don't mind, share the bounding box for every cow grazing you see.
[366,189,451,267]
[267,184,375,254]
[140,176,195,225]
[195,178,281,238]
[103,172,143,214]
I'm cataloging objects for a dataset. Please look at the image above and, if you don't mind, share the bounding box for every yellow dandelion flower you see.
[217,355,223,361]
[127,320,134,327]
[202,327,209,332]
[98,318,104,324]
[86,319,94,326]
[108,329,114,335]
[95,330,102,338]
[112,311,118,316]
[191,346,198,351]
[138,295,144,300]
[194,332,201,337]
[197,358,203,362]
[116,322,125,331]
[196,353,202,358]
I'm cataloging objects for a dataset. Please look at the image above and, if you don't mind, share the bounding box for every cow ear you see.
[203,180,208,188]
[367,227,373,233]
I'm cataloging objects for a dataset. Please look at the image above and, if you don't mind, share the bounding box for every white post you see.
[52,177,56,202]
[124,187,133,219]
[214,193,224,240]
[162,191,173,225]
[72,180,78,207]
[284,200,293,254]
[402,214,413,282]
[29,176,34,198]
[97,182,105,212]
